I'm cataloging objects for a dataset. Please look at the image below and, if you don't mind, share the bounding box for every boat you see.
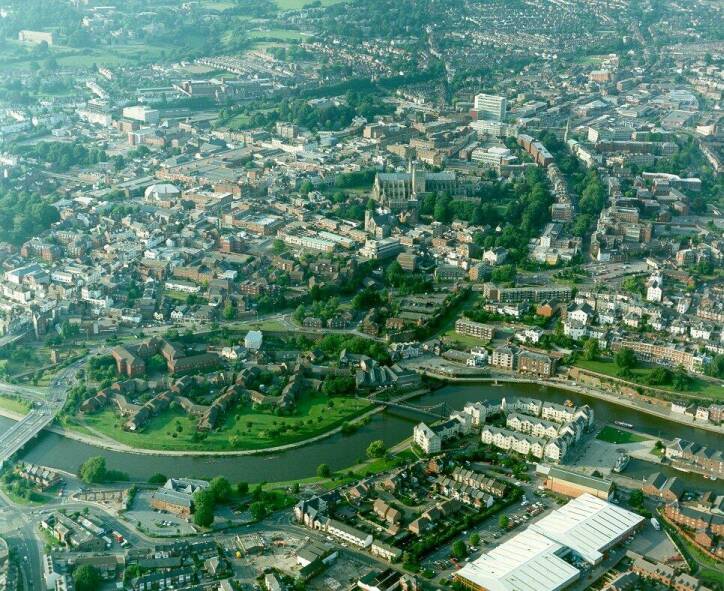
[613,453,630,473]
[706,475,717,481]
[614,420,634,429]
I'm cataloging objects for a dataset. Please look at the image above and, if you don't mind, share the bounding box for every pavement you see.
[0,357,89,467]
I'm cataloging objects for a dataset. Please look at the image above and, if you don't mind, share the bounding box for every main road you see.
[0,357,88,468]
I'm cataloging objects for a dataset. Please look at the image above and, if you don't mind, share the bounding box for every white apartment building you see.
[474,93,507,121]
[413,423,441,454]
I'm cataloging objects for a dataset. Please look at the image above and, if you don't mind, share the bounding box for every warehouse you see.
[530,493,644,565]
[455,494,643,591]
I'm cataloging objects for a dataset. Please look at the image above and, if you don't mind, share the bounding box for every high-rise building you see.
[474,93,507,121]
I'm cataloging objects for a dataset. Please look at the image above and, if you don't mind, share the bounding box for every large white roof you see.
[144,183,180,198]
[455,529,578,591]
[456,494,643,591]
[531,493,643,564]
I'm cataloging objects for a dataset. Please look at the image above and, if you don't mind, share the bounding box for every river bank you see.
[430,374,724,435]
[3,380,721,484]
[0,387,431,458]
[0,372,720,461]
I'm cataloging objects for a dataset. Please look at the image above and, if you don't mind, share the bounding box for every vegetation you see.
[596,426,649,445]
[78,456,128,484]
[0,187,59,246]
[78,391,372,451]
[366,439,386,459]
[73,565,101,591]
[192,489,216,527]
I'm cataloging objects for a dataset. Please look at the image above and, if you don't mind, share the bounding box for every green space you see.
[576,358,724,400]
[78,392,373,451]
[259,448,417,492]
[441,331,491,351]
[249,29,307,41]
[596,426,650,445]
[201,0,237,9]
[234,319,289,331]
[274,0,347,10]
[0,396,31,416]
[0,42,170,73]
[225,113,250,130]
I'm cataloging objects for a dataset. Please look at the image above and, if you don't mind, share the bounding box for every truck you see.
[650,518,661,531]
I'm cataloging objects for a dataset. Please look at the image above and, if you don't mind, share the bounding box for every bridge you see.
[0,357,88,468]
[0,407,56,468]
[371,398,448,419]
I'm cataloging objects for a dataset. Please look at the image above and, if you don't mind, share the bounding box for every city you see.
[0,1,722,591]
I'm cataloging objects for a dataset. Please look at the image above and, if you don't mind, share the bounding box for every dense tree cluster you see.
[14,141,107,171]
[0,188,59,246]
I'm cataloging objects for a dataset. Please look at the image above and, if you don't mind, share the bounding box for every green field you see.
[442,331,490,350]
[275,0,347,9]
[596,426,650,445]
[0,43,171,73]
[576,358,724,400]
[79,392,373,451]
[249,28,307,41]
[0,396,31,416]
[201,0,237,9]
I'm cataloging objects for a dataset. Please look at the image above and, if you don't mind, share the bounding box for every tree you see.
[79,456,107,484]
[582,338,599,361]
[73,565,101,591]
[366,439,386,459]
[250,501,267,521]
[705,354,724,379]
[469,533,480,546]
[629,490,644,507]
[222,301,235,321]
[316,464,331,478]
[491,264,516,284]
[192,489,215,527]
[300,180,314,195]
[237,482,249,495]
[433,194,452,223]
[615,348,637,370]
[272,238,286,254]
[148,473,167,485]
[498,515,509,529]
[209,476,232,503]
[451,540,467,560]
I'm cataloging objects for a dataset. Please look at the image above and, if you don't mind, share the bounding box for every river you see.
[5,382,723,486]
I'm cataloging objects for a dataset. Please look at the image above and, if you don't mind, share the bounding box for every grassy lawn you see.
[275,0,347,9]
[442,331,490,350]
[235,319,288,331]
[0,480,51,506]
[0,43,171,72]
[79,392,373,452]
[596,426,650,445]
[201,0,237,9]
[261,449,417,492]
[576,358,724,400]
[249,29,307,41]
[0,396,31,416]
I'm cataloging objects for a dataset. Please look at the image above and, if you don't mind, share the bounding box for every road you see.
[0,357,90,591]
[0,358,87,468]
[0,491,45,591]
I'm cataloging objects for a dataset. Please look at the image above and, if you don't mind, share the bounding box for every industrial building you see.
[455,494,644,591]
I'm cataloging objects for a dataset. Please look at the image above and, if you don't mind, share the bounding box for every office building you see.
[474,93,507,121]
